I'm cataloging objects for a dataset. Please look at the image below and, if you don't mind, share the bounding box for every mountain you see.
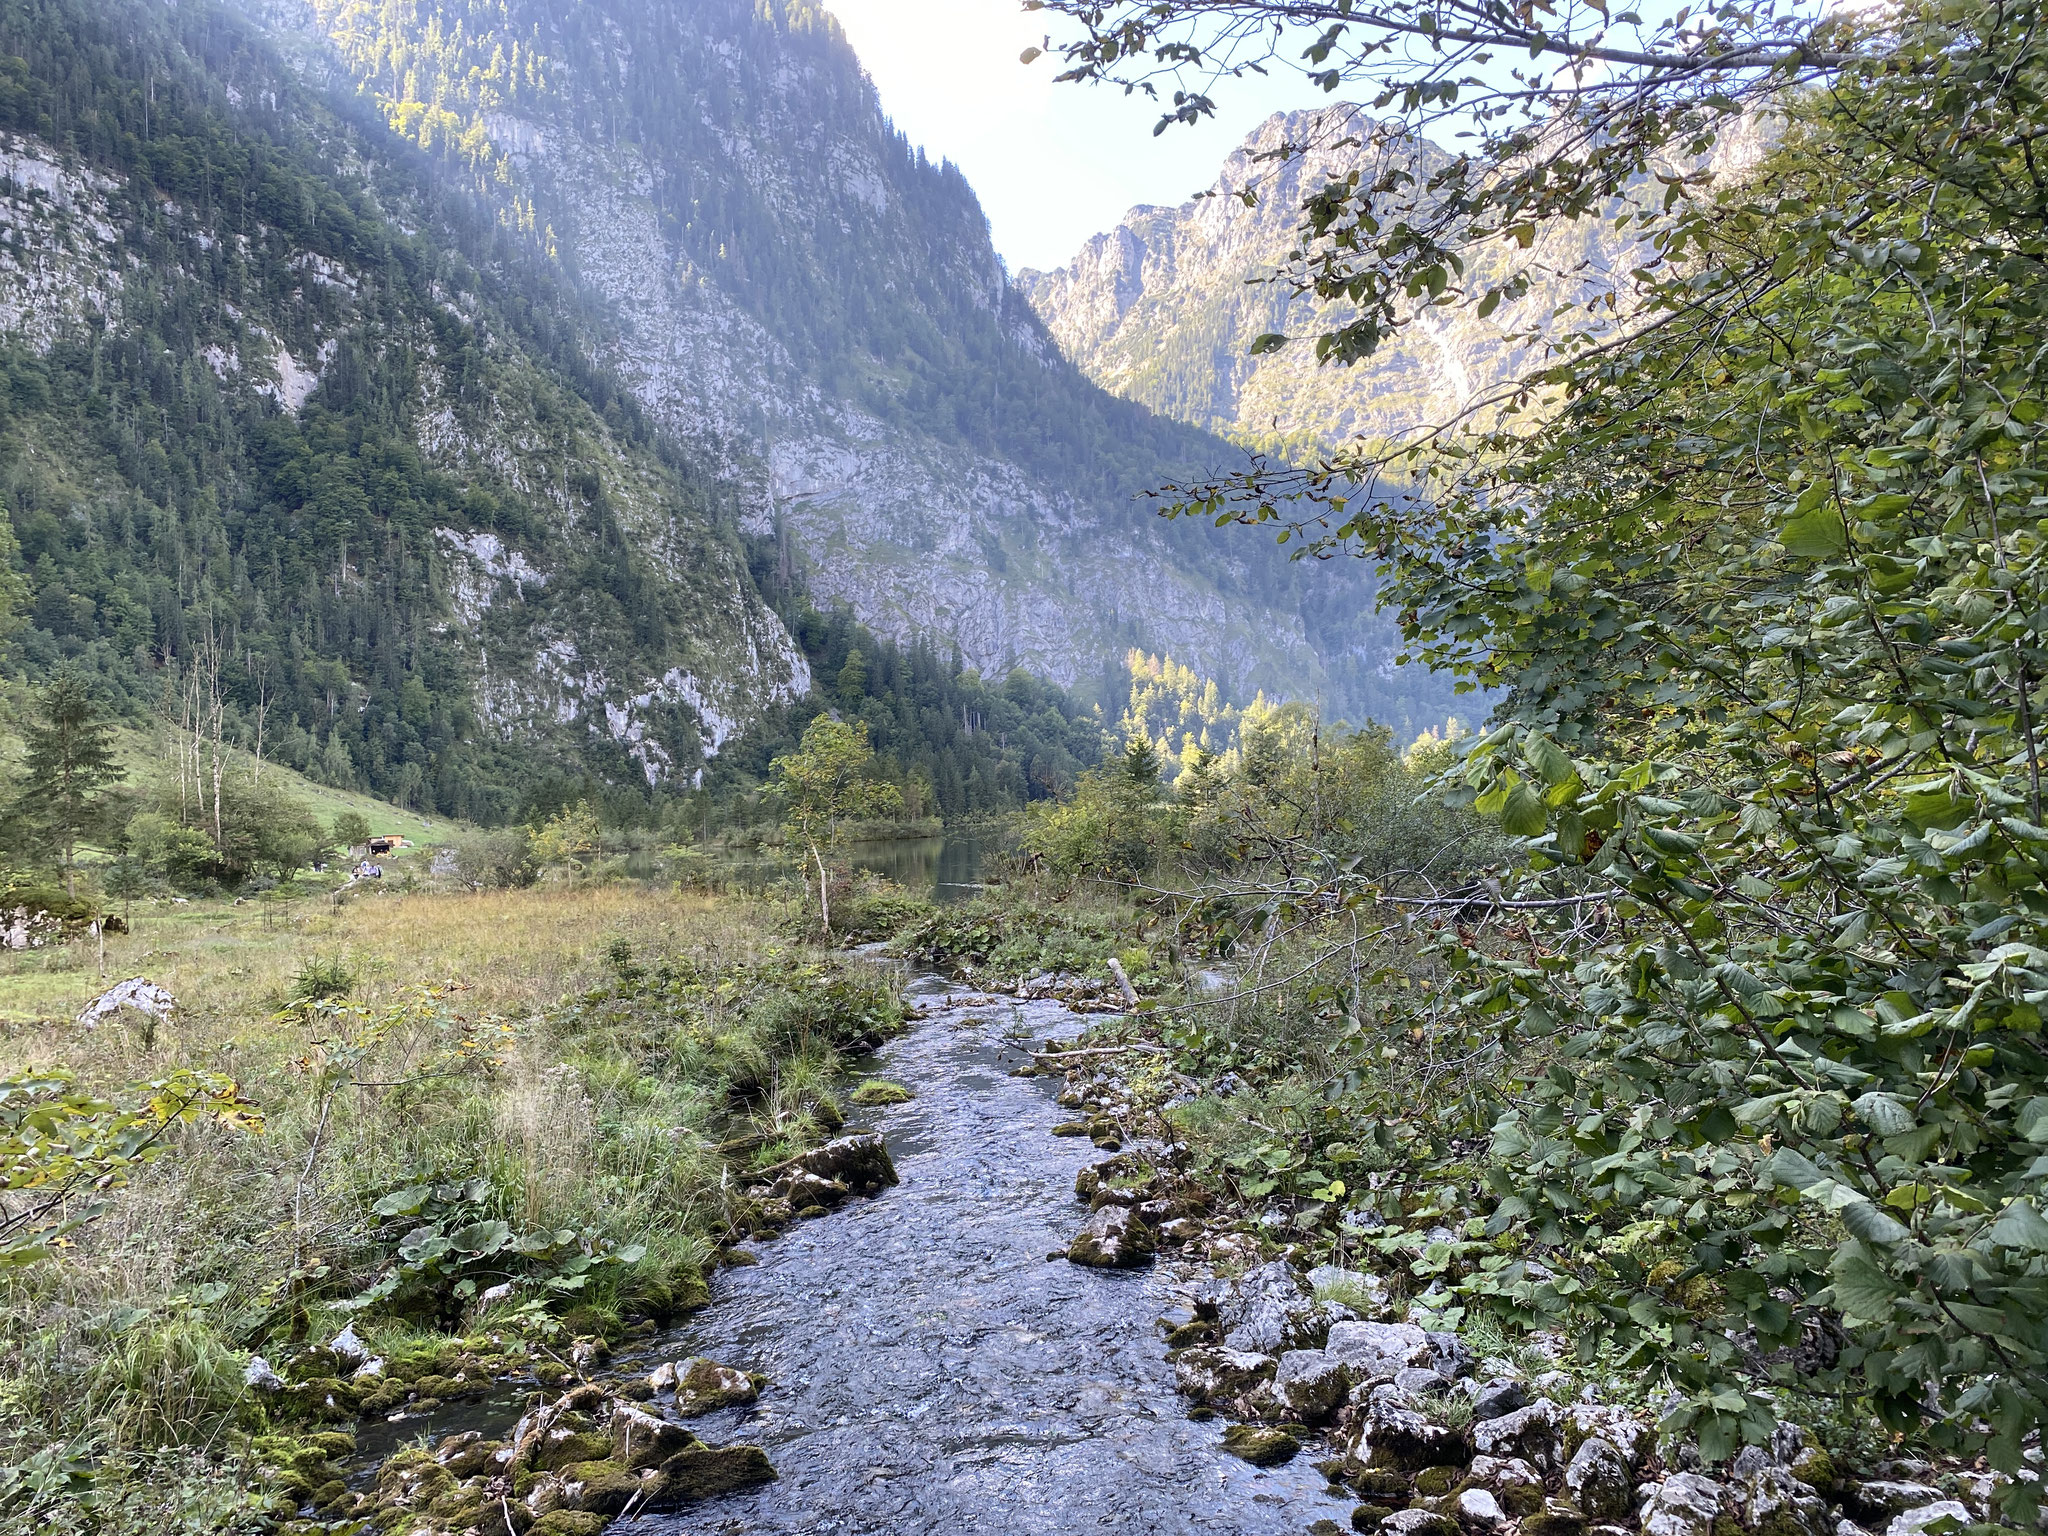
[252,0,1447,728]
[1017,107,1767,455]
[0,0,1455,826]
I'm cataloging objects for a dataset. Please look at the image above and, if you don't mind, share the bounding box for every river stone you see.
[1731,1466,1832,1536]
[1470,1399,1561,1473]
[1222,1423,1301,1466]
[611,1403,696,1469]
[559,1459,640,1516]
[1273,1349,1349,1422]
[1174,1346,1276,1403]
[1356,1388,1470,1470]
[1562,1436,1633,1521]
[1472,1380,1527,1421]
[1327,1320,1434,1380]
[1457,1487,1511,1533]
[760,1132,896,1196]
[652,1358,759,1417]
[1883,1503,1971,1536]
[1067,1205,1155,1267]
[655,1443,779,1502]
[1642,1474,1729,1536]
[773,1168,847,1208]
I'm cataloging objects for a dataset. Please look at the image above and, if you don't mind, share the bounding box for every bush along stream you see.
[1033,999,2014,1536]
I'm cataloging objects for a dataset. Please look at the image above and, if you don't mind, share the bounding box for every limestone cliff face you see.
[1019,106,1768,452]
[257,0,1436,725]
[0,6,809,796]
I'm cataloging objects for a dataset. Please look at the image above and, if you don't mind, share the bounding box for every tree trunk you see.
[811,840,830,935]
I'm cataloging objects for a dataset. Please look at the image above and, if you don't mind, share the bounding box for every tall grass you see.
[0,882,889,1523]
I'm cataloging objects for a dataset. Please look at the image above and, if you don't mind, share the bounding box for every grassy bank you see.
[0,882,900,1534]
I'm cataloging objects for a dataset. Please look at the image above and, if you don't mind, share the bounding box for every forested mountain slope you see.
[255,0,1446,730]
[0,0,810,820]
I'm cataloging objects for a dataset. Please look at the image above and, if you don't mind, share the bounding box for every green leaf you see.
[1829,1250,1900,1321]
[1839,1198,1910,1245]
[1500,782,1549,837]
[1525,734,1575,786]
[1248,333,1289,356]
[1986,1199,2048,1252]
[1781,508,1847,557]
[1852,1092,1916,1135]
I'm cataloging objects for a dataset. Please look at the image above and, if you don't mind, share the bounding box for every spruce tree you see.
[20,669,122,900]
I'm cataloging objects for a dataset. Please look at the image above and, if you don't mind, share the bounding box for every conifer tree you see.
[20,669,122,900]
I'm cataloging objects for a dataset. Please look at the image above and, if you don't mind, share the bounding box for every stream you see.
[617,973,1340,1533]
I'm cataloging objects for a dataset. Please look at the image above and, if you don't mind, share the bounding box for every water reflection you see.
[845,835,987,903]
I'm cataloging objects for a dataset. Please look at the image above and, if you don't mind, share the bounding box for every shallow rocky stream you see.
[615,972,1339,1534]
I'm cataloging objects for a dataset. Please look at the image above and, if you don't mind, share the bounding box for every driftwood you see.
[1104,957,1141,1008]
[1029,1043,1172,1064]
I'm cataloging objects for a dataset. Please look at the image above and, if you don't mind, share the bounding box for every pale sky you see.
[824,0,1317,273]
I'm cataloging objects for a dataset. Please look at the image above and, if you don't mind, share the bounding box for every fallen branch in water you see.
[1030,1044,1172,1063]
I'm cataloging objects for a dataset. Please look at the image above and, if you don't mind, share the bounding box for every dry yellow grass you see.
[0,883,788,1082]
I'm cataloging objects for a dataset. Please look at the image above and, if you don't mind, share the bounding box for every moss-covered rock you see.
[534,1430,613,1473]
[1351,1468,1415,1503]
[1414,1467,1460,1496]
[1221,1424,1301,1467]
[850,1079,914,1105]
[656,1443,778,1501]
[560,1458,641,1515]
[1352,1507,1387,1533]
[530,1513,604,1536]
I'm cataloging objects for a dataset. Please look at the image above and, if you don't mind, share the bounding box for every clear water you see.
[626,977,1341,1535]
[843,835,990,904]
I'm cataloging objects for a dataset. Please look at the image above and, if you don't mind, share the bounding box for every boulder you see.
[650,1358,759,1418]
[1472,1380,1527,1421]
[244,1355,284,1393]
[610,1403,696,1471]
[1427,1331,1473,1380]
[1848,1485,1947,1523]
[1381,1510,1460,1536]
[557,1459,640,1516]
[1310,1264,1388,1299]
[1464,1455,1546,1517]
[1220,1262,1327,1353]
[1562,1437,1634,1522]
[1221,1424,1301,1466]
[789,1133,897,1191]
[1273,1349,1349,1423]
[1731,1467,1833,1536]
[654,1443,778,1502]
[1356,1387,1471,1471]
[1456,1488,1511,1533]
[1471,1399,1561,1474]
[1175,1346,1276,1404]
[1067,1205,1155,1267]
[1883,1504,1971,1536]
[1395,1367,1450,1397]
[772,1168,847,1208]
[328,1325,369,1371]
[1327,1321,1435,1381]
[1641,1474,1729,1536]
[1564,1404,1656,1468]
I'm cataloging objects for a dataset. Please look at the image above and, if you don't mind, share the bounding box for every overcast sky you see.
[824,0,1315,273]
